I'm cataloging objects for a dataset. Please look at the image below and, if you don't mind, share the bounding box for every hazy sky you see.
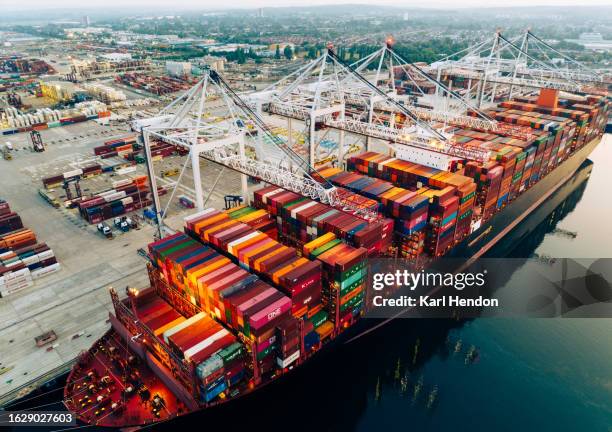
[3,0,612,11]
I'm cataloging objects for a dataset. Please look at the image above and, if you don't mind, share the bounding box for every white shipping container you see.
[1,277,33,289]
[121,197,134,206]
[22,255,40,266]
[63,169,83,179]
[31,263,61,279]
[104,191,127,202]
[184,208,216,223]
[277,350,300,368]
[0,269,32,286]
[116,166,137,175]
[98,189,119,198]
[37,249,55,261]
[112,178,132,189]
[4,277,31,288]
[9,267,32,279]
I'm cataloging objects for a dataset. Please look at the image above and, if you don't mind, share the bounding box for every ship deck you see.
[64,330,184,428]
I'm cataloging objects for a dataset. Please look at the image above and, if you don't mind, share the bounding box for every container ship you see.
[62,71,609,428]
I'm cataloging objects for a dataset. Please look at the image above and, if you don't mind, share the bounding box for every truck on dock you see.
[97,223,113,239]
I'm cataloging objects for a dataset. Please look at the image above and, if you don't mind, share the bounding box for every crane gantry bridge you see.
[132,30,608,238]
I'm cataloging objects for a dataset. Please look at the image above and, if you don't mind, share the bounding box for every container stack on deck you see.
[225,206,277,239]
[303,233,368,331]
[0,199,59,297]
[252,186,393,256]
[185,209,323,322]
[130,286,244,403]
[147,230,298,393]
[120,196,383,404]
[335,89,609,259]
[343,153,478,258]
[317,166,428,259]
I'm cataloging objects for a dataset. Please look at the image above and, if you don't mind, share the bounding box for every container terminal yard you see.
[0,10,611,430]
[0,121,247,404]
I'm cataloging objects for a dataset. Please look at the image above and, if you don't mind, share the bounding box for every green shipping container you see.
[256,343,277,361]
[310,310,328,328]
[311,239,343,258]
[219,342,244,364]
[340,277,363,297]
[160,239,197,259]
[339,269,366,291]
[334,260,366,282]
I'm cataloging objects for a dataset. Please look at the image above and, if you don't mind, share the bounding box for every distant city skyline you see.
[4,0,612,11]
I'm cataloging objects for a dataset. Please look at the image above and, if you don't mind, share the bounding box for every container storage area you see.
[76,176,164,224]
[42,163,103,189]
[0,199,59,296]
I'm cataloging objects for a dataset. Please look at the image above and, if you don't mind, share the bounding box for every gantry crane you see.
[133,67,382,239]
[429,29,610,108]
[248,44,492,169]
[344,41,539,143]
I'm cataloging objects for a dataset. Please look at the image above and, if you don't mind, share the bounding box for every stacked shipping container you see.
[115,73,194,96]
[0,199,59,296]
[76,176,163,224]
[42,164,103,189]
[303,233,367,332]
[345,153,478,258]
[131,287,243,403]
[252,186,393,256]
[94,137,186,161]
[148,228,300,383]
[184,209,322,322]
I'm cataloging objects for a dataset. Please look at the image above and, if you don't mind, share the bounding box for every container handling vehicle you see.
[97,223,113,239]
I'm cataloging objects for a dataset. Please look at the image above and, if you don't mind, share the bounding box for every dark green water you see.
[352,137,612,432]
[353,320,611,432]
